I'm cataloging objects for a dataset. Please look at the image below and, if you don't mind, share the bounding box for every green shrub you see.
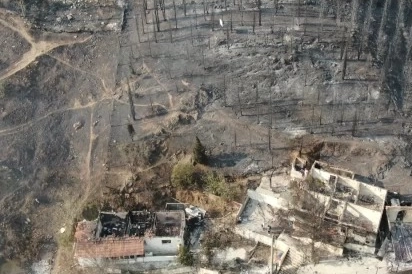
[178,246,193,266]
[171,163,196,189]
[204,172,239,200]
[82,204,99,220]
[204,172,227,197]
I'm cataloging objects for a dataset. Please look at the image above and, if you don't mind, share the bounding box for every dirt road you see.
[0,9,91,81]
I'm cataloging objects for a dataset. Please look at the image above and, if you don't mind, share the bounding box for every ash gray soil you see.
[0,0,412,273]
[0,24,31,71]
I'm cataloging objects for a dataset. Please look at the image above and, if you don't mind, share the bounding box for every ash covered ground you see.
[0,0,412,273]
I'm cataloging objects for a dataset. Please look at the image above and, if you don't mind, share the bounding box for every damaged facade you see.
[74,210,186,267]
[235,159,388,272]
[384,205,412,272]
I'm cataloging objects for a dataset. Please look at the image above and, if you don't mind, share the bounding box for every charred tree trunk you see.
[377,0,391,62]
[152,12,158,42]
[360,0,375,60]
[238,85,243,115]
[173,0,178,29]
[212,8,215,31]
[253,11,256,33]
[154,0,160,32]
[160,0,166,20]
[230,10,233,32]
[135,14,141,42]
[342,42,348,80]
[143,0,148,23]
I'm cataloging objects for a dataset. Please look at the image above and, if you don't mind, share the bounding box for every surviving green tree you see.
[193,136,208,165]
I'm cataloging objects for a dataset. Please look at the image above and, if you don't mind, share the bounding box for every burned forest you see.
[0,0,412,273]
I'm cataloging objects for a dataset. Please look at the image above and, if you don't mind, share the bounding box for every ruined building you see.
[235,159,388,272]
[74,210,186,267]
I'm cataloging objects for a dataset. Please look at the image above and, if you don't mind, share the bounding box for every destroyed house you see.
[302,161,387,251]
[235,159,389,273]
[74,210,185,267]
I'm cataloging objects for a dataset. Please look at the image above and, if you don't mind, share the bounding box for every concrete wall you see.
[346,203,381,232]
[236,196,250,220]
[337,176,359,193]
[307,191,330,207]
[234,226,272,246]
[78,258,103,268]
[247,189,288,209]
[386,206,412,226]
[78,255,177,268]
[359,183,387,204]
[347,229,376,246]
[310,167,332,183]
[145,237,182,255]
[343,243,375,255]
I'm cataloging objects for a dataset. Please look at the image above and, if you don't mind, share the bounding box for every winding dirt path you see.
[0,9,91,81]
[0,98,110,137]
[48,54,111,95]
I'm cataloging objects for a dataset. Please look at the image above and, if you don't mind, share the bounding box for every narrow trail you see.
[0,98,110,137]
[85,110,95,180]
[115,98,168,109]
[48,54,111,95]
[0,10,92,81]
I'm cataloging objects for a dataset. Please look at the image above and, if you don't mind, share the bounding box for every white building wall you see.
[145,237,182,255]
[234,226,272,246]
[343,243,375,254]
[346,203,381,232]
[386,207,412,224]
[310,168,332,183]
[359,183,387,203]
[78,255,177,268]
[337,176,360,192]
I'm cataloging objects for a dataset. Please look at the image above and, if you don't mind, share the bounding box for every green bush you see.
[204,172,227,196]
[171,163,196,189]
[204,172,239,200]
[178,246,193,266]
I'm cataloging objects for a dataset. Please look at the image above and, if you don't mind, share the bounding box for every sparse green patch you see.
[81,203,99,221]
[178,246,193,266]
[171,162,197,189]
